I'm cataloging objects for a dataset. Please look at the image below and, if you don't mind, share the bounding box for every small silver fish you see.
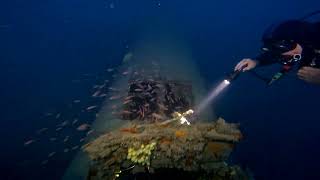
[37,128,48,134]
[56,113,61,119]
[107,68,114,72]
[72,119,78,125]
[99,84,106,89]
[123,99,132,105]
[64,148,69,153]
[44,113,53,116]
[134,88,143,92]
[48,152,56,157]
[72,145,79,150]
[60,121,69,127]
[86,130,94,136]
[63,136,69,143]
[77,123,90,131]
[109,95,121,100]
[92,90,100,97]
[24,139,35,146]
[73,100,81,103]
[122,71,129,75]
[86,106,97,111]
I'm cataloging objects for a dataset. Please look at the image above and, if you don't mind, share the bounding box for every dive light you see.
[224,64,248,84]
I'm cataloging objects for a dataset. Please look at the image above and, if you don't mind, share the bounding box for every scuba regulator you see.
[260,39,302,85]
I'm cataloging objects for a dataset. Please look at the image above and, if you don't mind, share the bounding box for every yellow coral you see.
[127,142,157,166]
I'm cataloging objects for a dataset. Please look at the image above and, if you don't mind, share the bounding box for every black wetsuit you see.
[255,20,320,68]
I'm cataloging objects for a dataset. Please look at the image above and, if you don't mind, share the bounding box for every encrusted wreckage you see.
[84,118,250,180]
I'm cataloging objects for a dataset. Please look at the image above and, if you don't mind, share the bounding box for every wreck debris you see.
[84,118,248,179]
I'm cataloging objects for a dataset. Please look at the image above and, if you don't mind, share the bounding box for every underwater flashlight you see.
[224,64,248,84]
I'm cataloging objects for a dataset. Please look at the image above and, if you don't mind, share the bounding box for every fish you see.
[63,136,69,143]
[124,95,134,100]
[72,119,78,125]
[109,95,121,100]
[107,68,114,72]
[80,138,85,142]
[86,130,94,136]
[56,127,63,131]
[105,80,109,83]
[99,84,106,89]
[92,90,101,97]
[109,87,119,91]
[123,99,132,105]
[134,88,143,92]
[73,100,81,103]
[24,139,35,146]
[93,85,100,89]
[36,128,48,134]
[48,152,56,157]
[64,148,69,153]
[56,113,61,119]
[95,113,99,117]
[44,113,53,116]
[99,93,107,98]
[86,106,97,111]
[50,138,57,141]
[59,121,69,127]
[77,123,90,131]
[72,145,79,150]
[122,71,129,75]
[146,84,152,91]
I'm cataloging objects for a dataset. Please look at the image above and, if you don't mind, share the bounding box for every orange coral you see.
[120,127,138,134]
[175,130,187,138]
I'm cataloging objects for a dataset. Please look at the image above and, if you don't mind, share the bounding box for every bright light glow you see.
[195,80,230,114]
[180,116,191,125]
[223,79,230,85]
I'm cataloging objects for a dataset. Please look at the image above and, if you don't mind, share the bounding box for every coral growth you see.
[84,117,246,179]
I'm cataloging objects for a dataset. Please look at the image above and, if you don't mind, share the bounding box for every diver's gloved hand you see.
[297,66,320,85]
[235,58,258,72]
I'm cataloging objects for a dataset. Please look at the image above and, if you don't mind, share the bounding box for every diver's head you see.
[261,20,311,64]
[261,39,303,64]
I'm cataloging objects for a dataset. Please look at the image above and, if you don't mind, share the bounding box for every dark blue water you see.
[1,0,320,179]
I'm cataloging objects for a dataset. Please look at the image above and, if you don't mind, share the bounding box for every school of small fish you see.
[22,59,187,169]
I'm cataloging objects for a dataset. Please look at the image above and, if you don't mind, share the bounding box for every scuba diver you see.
[234,12,320,85]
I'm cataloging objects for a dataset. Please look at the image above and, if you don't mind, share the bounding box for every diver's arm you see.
[235,53,278,71]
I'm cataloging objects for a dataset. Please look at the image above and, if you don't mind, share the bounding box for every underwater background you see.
[1,0,320,179]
